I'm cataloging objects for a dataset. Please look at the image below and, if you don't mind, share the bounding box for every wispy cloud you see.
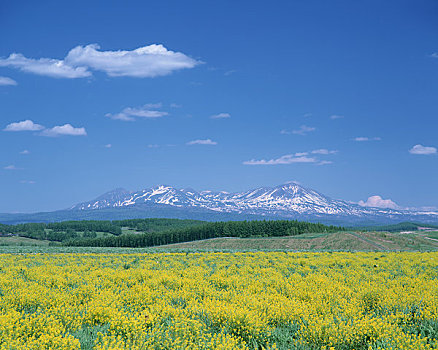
[4,120,45,132]
[0,76,17,86]
[292,125,316,136]
[20,150,30,154]
[147,144,176,148]
[311,149,338,155]
[210,113,231,119]
[243,154,316,165]
[281,125,316,135]
[104,144,112,148]
[430,53,438,58]
[353,137,381,142]
[0,44,201,79]
[317,160,333,166]
[409,144,437,155]
[244,148,337,165]
[330,115,344,120]
[294,152,308,157]
[187,139,217,145]
[40,124,87,137]
[358,195,399,209]
[20,180,36,184]
[4,165,18,170]
[170,103,182,108]
[0,53,91,78]
[106,103,168,121]
[224,70,237,76]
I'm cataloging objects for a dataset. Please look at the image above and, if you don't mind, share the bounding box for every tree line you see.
[66,220,344,248]
[355,222,438,232]
[0,218,204,242]
[111,218,203,232]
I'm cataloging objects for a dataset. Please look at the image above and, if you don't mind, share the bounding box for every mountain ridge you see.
[71,183,438,222]
[1,183,437,226]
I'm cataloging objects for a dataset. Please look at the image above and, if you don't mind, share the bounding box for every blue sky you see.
[0,0,437,213]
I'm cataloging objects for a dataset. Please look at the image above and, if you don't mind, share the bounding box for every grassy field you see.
[0,252,437,349]
[1,230,437,254]
[0,235,51,246]
[157,230,438,252]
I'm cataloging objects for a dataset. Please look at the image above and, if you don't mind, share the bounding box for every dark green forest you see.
[65,220,343,248]
[0,218,343,247]
[0,218,202,243]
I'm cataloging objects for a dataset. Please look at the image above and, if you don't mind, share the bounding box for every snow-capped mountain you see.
[71,183,438,223]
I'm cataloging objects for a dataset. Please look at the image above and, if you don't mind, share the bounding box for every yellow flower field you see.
[0,252,437,349]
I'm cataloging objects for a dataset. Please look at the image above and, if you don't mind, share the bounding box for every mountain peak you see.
[97,188,130,200]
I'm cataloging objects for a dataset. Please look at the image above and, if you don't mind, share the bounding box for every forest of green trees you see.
[0,218,202,242]
[0,218,343,246]
[66,220,343,248]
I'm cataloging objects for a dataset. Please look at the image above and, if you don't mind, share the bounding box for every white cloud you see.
[294,152,309,157]
[187,139,217,145]
[40,124,87,137]
[311,149,338,155]
[292,125,316,136]
[243,154,317,165]
[282,126,316,135]
[4,120,44,132]
[210,113,231,119]
[317,160,333,165]
[0,76,17,86]
[353,137,381,142]
[147,144,176,148]
[243,148,338,165]
[358,195,399,209]
[330,115,344,119]
[244,147,338,165]
[106,103,168,121]
[0,53,91,78]
[409,144,437,155]
[65,44,200,77]
[430,53,438,58]
[4,120,88,138]
[224,69,237,76]
[4,165,17,170]
[20,149,30,154]
[0,44,200,79]
[104,144,112,148]
[170,103,182,108]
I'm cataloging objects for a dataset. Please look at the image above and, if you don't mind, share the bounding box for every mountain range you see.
[1,183,437,226]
